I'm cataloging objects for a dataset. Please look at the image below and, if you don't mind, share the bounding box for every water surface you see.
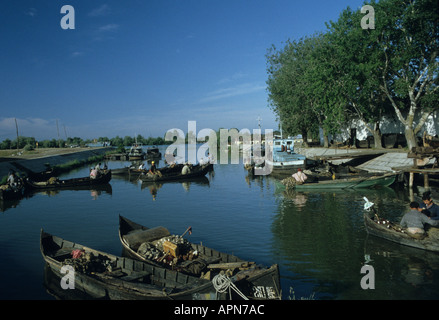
[0,146,437,300]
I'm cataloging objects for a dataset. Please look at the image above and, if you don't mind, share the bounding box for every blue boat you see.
[265,138,308,173]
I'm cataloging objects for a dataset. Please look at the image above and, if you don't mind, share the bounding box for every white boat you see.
[128,144,145,160]
[264,138,307,173]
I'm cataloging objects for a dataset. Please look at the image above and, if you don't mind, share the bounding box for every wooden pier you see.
[396,146,439,190]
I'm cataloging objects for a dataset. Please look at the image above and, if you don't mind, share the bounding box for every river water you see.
[1,145,438,300]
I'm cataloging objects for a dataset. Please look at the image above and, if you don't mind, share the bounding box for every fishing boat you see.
[0,184,25,201]
[138,163,212,182]
[264,138,308,173]
[276,172,397,190]
[146,146,162,159]
[363,199,439,252]
[111,166,146,177]
[25,170,112,189]
[128,144,145,160]
[118,215,281,299]
[41,229,281,300]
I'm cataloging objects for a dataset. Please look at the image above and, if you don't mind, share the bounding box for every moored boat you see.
[128,144,145,160]
[0,184,25,201]
[277,172,397,190]
[139,163,212,182]
[118,215,281,299]
[25,170,112,189]
[146,146,162,159]
[265,138,308,173]
[41,229,281,300]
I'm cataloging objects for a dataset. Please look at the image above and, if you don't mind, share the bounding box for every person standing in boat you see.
[400,202,439,236]
[292,168,307,184]
[420,193,439,220]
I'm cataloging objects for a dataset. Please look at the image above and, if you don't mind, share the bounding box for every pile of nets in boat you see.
[137,235,206,275]
[63,250,115,274]
[281,177,298,190]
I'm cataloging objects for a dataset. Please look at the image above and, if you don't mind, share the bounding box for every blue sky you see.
[0,0,366,140]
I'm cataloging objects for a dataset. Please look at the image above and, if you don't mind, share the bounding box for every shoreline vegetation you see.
[266,0,438,151]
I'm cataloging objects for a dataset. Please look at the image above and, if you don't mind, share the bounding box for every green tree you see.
[364,0,438,149]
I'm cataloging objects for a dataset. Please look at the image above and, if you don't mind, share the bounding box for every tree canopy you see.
[266,0,439,149]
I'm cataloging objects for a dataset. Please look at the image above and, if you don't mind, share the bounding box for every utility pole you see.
[56,119,61,148]
[15,118,19,151]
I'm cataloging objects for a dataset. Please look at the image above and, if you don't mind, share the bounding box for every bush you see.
[24,144,34,151]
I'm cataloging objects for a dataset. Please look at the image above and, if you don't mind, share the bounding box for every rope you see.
[212,274,249,300]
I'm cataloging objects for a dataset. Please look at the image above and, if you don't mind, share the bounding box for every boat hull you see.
[25,170,112,189]
[41,229,281,300]
[364,213,439,252]
[139,164,212,182]
[276,173,397,190]
[118,215,282,300]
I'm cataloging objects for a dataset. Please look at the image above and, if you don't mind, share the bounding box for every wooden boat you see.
[0,184,25,201]
[363,211,439,252]
[25,170,112,189]
[118,215,281,299]
[41,229,281,300]
[146,146,161,159]
[139,163,212,182]
[276,172,397,190]
[128,144,145,160]
[111,167,146,177]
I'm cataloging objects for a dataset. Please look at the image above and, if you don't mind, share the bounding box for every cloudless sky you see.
[0,0,367,140]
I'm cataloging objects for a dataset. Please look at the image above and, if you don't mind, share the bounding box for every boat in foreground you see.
[118,215,281,299]
[41,229,281,300]
[25,170,112,189]
[363,198,439,252]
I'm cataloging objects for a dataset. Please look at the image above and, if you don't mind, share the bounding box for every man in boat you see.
[90,168,98,179]
[95,163,102,171]
[400,202,439,236]
[7,171,16,187]
[149,161,157,174]
[182,163,191,175]
[292,168,307,184]
[420,192,439,220]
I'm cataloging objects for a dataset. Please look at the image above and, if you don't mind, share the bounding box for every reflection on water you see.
[1,145,439,300]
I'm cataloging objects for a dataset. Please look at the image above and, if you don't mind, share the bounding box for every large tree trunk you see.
[321,127,329,148]
[301,130,309,147]
[405,126,418,150]
[372,122,383,149]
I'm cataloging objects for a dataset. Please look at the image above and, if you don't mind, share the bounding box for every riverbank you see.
[0,147,113,182]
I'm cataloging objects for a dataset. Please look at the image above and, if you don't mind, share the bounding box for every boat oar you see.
[181,226,192,237]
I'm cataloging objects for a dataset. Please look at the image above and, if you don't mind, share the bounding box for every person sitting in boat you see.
[149,161,157,174]
[138,163,145,170]
[292,168,307,184]
[400,202,439,236]
[420,192,439,220]
[90,168,98,179]
[95,163,102,171]
[182,163,191,175]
